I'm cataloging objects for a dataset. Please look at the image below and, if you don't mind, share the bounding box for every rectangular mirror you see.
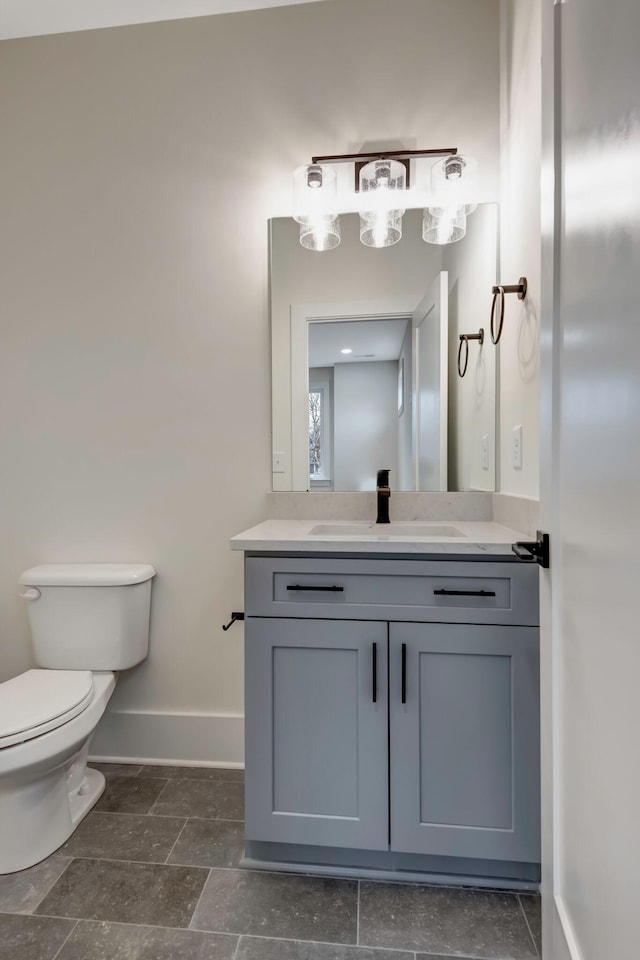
[270,205,497,492]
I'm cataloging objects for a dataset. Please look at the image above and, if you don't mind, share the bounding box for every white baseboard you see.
[89,708,244,766]
[547,894,583,960]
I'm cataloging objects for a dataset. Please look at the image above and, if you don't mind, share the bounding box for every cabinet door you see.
[389,622,540,863]
[245,617,389,850]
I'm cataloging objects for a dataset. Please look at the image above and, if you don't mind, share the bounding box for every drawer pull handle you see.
[372,642,377,703]
[433,588,496,597]
[401,643,407,704]
[286,584,344,592]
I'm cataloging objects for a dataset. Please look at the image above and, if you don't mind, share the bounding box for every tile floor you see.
[0,764,541,960]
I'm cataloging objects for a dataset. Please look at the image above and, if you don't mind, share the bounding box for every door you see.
[540,1,640,957]
[389,622,540,863]
[245,617,389,850]
[412,271,448,491]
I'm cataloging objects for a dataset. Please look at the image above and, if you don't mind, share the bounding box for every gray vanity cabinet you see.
[389,622,540,863]
[244,555,540,882]
[244,616,389,850]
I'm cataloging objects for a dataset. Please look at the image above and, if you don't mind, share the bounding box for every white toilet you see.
[0,563,156,874]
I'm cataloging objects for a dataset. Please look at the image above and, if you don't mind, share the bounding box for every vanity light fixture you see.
[293,163,341,251]
[422,153,477,244]
[292,149,479,250]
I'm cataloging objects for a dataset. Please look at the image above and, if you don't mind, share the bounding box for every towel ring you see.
[457,329,484,378]
[490,277,527,344]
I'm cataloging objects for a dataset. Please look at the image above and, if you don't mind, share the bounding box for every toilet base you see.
[0,753,106,875]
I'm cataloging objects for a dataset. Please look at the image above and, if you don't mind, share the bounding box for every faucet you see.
[376,469,391,524]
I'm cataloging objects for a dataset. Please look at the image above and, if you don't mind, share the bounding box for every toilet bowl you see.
[0,563,155,874]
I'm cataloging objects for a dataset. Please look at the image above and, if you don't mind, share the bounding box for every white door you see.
[412,271,448,491]
[540,1,640,958]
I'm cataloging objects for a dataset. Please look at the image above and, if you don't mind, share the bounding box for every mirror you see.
[270,205,497,492]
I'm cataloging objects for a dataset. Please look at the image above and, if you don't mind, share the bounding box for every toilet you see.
[0,563,156,874]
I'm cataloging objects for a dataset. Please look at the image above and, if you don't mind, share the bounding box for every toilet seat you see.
[0,670,94,749]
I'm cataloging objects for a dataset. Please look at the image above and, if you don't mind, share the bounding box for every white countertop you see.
[230,519,528,557]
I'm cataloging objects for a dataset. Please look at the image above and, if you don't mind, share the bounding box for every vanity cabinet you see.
[244,554,540,883]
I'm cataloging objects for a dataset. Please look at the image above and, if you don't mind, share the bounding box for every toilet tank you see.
[19,564,156,670]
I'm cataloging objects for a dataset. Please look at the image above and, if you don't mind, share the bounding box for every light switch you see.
[481,434,489,470]
[272,451,286,474]
[512,425,523,469]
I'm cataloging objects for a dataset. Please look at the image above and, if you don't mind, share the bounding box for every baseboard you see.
[549,894,584,960]
[89,708,244,766]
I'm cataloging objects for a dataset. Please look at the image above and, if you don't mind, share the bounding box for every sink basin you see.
[308,522,466,538]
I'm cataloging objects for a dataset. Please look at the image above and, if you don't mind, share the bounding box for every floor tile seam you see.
[51,856,244,872]
[33,914,241,937]
[199,931,416,953]
[148,812,246,822]
[146,777,173,814]
[164,817,191,865]
[356,879,360,945]
[12,857,76,916]
[517,894,540,958]
[187,866,214,931]
[49,917,79,960]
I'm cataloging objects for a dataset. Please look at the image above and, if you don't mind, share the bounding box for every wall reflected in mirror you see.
[270,206,497,492]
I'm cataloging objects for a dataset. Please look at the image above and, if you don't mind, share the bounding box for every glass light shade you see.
[428,155,478,215]
[299,216,341,251]
[422,206,467,245]
[359,158,407,221]
[293,164,338,224]
[359,213,402,248]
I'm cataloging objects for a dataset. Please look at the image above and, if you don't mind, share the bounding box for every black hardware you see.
[512,531,550,568]
[372,642,378,704]
[286,584,344,592]
[376,468,391,524]
[457,329,485,377]
[222,611,244,631]
[490,277,528,344]
[401,643,407,704]
[434,588,496,597]
[310,148,458,192]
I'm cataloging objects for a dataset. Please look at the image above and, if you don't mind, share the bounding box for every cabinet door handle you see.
[372,642,378,703]
[401,643,407,704]
[433,588,496,597]
[286,584,344,592]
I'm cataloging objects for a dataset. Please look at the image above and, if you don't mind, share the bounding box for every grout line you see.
[187,867,213,931]
[517,894,540,958]
[145,779,173,816]
[49,918,79,960]
[164,818,191,865]
[356,879,360,945]
[28,857,75,915]
[232,934,243,960]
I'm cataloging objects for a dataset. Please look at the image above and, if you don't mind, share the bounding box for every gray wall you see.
[0,0,500,762]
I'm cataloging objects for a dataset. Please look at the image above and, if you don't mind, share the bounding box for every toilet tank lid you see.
[20,563,156,586]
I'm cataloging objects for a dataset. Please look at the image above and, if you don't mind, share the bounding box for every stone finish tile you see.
[36,858,208,928]
[140,765,244,782]
[151,779,244,821]
[0,856,71,915]
[95,776,168,814]
[359,883,537,959]
[0,914,76,960]
[57,920,238,960]
[237,937,414,960]
[89,763,142,778]
[519,895,541,956]
[168,818,245,868]
[60,812,185,863]
[191,869,358,944]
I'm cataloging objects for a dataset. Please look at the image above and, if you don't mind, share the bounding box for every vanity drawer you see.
[245,557,539,626]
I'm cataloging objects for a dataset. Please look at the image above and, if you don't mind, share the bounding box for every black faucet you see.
[376,469,391,524]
